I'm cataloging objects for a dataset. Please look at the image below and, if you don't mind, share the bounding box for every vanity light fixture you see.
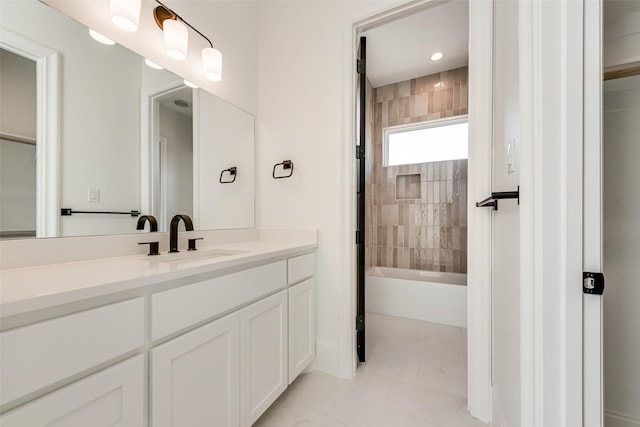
[144,58,164,70]
[153,0,222,80]
[89,29,115,45]
[430,51,444,61]
[184,79,198,89]
[163,19,189,60]
[110,0,142,32]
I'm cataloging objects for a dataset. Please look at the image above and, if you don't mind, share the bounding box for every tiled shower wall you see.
[364,78,376,269]
[370,66,468,273]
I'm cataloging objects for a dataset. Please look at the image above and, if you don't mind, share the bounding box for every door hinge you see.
[356,146,364,160]
[356,314,365,332]
[583,272,605,295]
[357,59,365,74]
[355,230,364,245]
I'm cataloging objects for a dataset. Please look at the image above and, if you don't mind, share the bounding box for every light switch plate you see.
[88,188,100,202]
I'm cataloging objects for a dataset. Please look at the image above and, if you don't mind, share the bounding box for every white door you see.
[0,356,144,427]
[150,312,240,427]
[288,278,315,384]
[240,290,287,427]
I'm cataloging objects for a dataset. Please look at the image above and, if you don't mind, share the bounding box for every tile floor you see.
[254,313,488,427]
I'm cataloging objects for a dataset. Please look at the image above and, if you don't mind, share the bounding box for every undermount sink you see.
[153,248,246,263]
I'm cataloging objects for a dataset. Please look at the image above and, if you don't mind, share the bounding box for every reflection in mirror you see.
[0,49,37,239]
[0,0,255,240]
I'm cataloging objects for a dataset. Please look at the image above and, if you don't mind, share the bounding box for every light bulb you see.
[110,0,142,32]
[89,29,115,45]
[184,79,198,89]
[144,59,163,70]
[202,47,222,81]
[164,19,189,61]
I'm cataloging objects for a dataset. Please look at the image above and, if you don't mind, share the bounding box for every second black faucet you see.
[169,214,194,253]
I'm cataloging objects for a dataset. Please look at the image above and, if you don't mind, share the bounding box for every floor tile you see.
[254,313,487,427]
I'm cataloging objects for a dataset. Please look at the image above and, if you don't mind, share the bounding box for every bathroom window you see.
[383,116,468,166]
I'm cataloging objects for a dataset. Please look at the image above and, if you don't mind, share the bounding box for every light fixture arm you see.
[153,0,214,48]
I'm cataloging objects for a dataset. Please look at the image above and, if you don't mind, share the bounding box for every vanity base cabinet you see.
[151,312,240,427]
[0,355,144,427]
[288,278,315,384]
[240,290,288,427]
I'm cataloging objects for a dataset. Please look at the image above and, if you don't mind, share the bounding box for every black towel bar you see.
[61,209,140,217]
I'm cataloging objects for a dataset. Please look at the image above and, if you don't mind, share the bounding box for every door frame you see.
[0,27,60,238]
[343,0,494,421]
[140,81,187,231]
[518,0,591,425]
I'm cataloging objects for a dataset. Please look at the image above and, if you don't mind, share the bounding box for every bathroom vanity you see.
[0,231,317,427]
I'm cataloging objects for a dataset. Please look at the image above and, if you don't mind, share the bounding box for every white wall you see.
[491,1,521,425]
[603,75,640,427]
[256,0,403,375]
[159,106,193,222]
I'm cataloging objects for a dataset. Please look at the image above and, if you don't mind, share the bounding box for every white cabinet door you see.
[240,291,287,427]
[0,355,144,427]
[288,278,315,384]
[151,312,240,427]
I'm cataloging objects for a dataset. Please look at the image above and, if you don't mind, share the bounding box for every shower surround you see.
[366,66,468,274]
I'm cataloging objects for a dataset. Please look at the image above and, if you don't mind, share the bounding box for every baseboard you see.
[605,410,640,427]
[308,338,339,376]
[492,386,508,427]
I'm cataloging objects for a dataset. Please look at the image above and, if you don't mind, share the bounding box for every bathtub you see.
[365,267,467,327]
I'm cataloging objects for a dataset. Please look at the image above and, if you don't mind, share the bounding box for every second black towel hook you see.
[273,160,294,179]
[219,167,237,184]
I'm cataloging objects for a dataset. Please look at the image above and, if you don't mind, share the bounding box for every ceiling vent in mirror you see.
[174,99,192,108]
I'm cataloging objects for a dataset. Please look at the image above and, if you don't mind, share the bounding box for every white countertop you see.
[0,238,316,318]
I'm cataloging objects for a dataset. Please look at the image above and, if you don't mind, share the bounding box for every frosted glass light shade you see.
[89,29,115,45]
[164,20,189,61]
[202,47,222,81]
[110,0,141,32]
[144,59,163,70]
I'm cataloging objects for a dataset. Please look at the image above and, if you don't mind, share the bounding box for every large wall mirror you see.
[0,0,255,239]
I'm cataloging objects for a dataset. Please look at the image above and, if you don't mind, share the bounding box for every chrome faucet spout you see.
[169,214,194,253]
[136,215,158,232]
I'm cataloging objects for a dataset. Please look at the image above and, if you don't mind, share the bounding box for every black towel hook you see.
[219,167,237,183]
[273,160,294,179]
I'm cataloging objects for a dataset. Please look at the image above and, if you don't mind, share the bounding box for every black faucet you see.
[136,215,158,232]
[169,214,194,253]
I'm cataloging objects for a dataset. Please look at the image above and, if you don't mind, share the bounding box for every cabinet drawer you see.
[287,253,315,285]
[0,298,144,406]
[152,261,286,341]
[0,355,144,427]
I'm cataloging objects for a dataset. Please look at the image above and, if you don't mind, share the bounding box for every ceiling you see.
[158,87,193,118]
[362,0,469,88]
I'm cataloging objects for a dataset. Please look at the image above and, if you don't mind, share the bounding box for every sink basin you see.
[153,248,246,264]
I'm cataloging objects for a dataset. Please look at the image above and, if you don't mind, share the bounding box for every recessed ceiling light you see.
[89,29,115,45]
[430,52,444,61]
[144,59,163,70]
